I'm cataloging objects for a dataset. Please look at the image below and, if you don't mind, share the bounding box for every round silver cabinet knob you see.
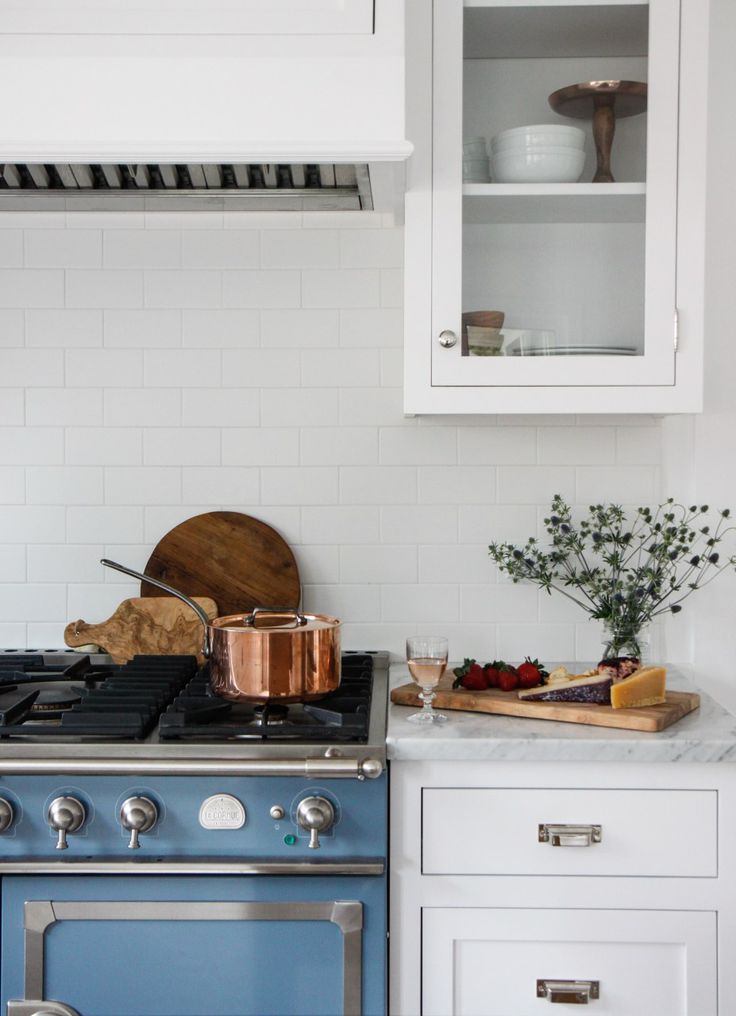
[438,329,458,348]
[120,796,158,849]
[296,795,335,850]
[47,796,86,850]
[0,797,14,833]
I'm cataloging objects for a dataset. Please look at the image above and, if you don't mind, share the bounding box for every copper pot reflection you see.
[100,560,340,703]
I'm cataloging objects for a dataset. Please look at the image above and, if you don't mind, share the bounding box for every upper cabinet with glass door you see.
[403,0,709,414]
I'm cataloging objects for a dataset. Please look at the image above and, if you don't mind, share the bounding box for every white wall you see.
[0,205,664,664]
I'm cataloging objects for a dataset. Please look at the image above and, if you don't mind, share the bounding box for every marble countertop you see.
[386,665,736,763]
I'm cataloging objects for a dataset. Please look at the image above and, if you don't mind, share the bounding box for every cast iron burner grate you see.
[158,651,375,743]
[0,655,198,739]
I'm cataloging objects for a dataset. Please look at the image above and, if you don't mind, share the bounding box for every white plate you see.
[508,344,638,356]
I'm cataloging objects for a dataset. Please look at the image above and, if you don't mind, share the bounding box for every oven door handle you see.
[7,1002,81,1016]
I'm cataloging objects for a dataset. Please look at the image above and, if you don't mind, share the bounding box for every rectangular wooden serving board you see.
[391,678,700,732]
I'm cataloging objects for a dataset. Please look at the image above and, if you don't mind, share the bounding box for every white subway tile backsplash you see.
[25,230,101,268]
[66,348,143,388]
[458,426,536,465]
[0,349,63,387]
[419,466,495,505]
[65,427,141,465]
[261,230,338,269]
[0,583,66,621]
[0,467,24,503]
[222,271,300,308]
[340,465,416,505]
[104,309,181,348]
[181,467,259,505]
[261,388,338,428]
[0,545,26,581]
[66,506,144,544]
[0,270,64,307]
[184,390,259,429]
[0,309,23,346]
[0,214,667,653]
[262,466,338,506]
[340,229,403,269]
[223,349,300,388]
[339,308,403,348]
[144,270,220,308]
[261,309,338,349]
[0,427,63,465]
[419,545,493,584]
[26,309,102,348]
[300,427,377,466]
[144,349,219,388]
[27,466,103,505]
[182,309,259,349]
[340,545,417,584]
[182,230,259,269]
[144,428,220,466]
[27,544,103,583]
[302,270,379,308]
[539,426,616,465]
[301,349,380,388]
[105,389,181,427]
[66,270,142,309]
[0,506,65,543]
[104,467,181,505]
[380,427,456,466]
[0,231,23,268]
[0,390,24,425]
[222,428,298,466]
[104,230,181,268]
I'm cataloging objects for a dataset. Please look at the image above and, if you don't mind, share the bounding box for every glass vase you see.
[601,620,650,663]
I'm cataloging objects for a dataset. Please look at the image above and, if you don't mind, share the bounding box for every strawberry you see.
[517,657,546,689]
[460,663,487,691]
[483,663,500,688]
[497,668,520,692]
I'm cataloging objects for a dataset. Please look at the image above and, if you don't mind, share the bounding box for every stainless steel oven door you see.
[2,872,386,1016]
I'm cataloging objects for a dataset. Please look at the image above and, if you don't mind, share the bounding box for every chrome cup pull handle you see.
[537,980,600,1004]
[538,823,602,847]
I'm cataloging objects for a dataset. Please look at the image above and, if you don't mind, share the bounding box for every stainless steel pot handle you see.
[100,558,211,658]
[245,606,308,628]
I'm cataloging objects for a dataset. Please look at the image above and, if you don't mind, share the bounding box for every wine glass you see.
[406,636,448,725]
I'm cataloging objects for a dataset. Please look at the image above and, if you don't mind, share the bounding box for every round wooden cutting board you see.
[140,511,301,617]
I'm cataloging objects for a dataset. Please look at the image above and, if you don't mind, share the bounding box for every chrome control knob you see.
[0,797,14,833]
[120,796,158,849]
[47,796,86,850]
[296,795,335,850]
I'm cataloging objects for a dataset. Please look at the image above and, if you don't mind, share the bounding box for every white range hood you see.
[0,0,411,213]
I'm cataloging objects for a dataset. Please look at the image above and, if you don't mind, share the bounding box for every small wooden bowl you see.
[461,311,505,355]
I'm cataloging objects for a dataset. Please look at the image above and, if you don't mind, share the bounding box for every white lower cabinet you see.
[422,908,716,1016]
[390,761,735,1016]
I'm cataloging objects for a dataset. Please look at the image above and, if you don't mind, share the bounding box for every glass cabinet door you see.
[430,0,680,389]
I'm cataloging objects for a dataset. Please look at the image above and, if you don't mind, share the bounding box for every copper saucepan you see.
[101,559,341,703]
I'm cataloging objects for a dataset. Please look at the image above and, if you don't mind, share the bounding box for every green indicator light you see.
[284,834,297,846]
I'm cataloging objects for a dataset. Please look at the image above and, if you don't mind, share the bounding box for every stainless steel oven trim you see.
[20,899,364,1015]
[0,858,384,875]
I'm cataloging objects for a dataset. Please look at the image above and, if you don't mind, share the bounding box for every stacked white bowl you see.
[463,136,490,182]
[490,124,586,183]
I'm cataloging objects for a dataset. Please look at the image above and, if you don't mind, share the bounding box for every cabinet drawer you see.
[422,907,717,1016]
[422,788,717,877]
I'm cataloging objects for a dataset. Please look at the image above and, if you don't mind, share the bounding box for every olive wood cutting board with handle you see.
[140,511,300,617]
[391,678,700,732]
[64,596,218,664]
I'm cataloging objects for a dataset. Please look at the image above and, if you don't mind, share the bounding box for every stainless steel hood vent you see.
[0,162,377,211]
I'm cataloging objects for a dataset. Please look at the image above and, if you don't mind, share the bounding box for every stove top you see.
[0,650,389,776]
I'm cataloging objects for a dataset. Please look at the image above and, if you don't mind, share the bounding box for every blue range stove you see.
[0,650,389,1016]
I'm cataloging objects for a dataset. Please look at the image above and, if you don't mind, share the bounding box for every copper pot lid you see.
[210,609,341,634]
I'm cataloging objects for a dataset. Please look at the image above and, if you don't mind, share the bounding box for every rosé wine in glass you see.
[406,636,448,725]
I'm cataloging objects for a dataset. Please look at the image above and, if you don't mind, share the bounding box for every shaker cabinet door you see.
[422,907,717,1016]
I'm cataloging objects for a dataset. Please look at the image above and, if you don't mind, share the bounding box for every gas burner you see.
[30,686,83,716]
[251,703,290,727]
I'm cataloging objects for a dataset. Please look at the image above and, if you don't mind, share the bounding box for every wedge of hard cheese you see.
[610,666,667,709]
